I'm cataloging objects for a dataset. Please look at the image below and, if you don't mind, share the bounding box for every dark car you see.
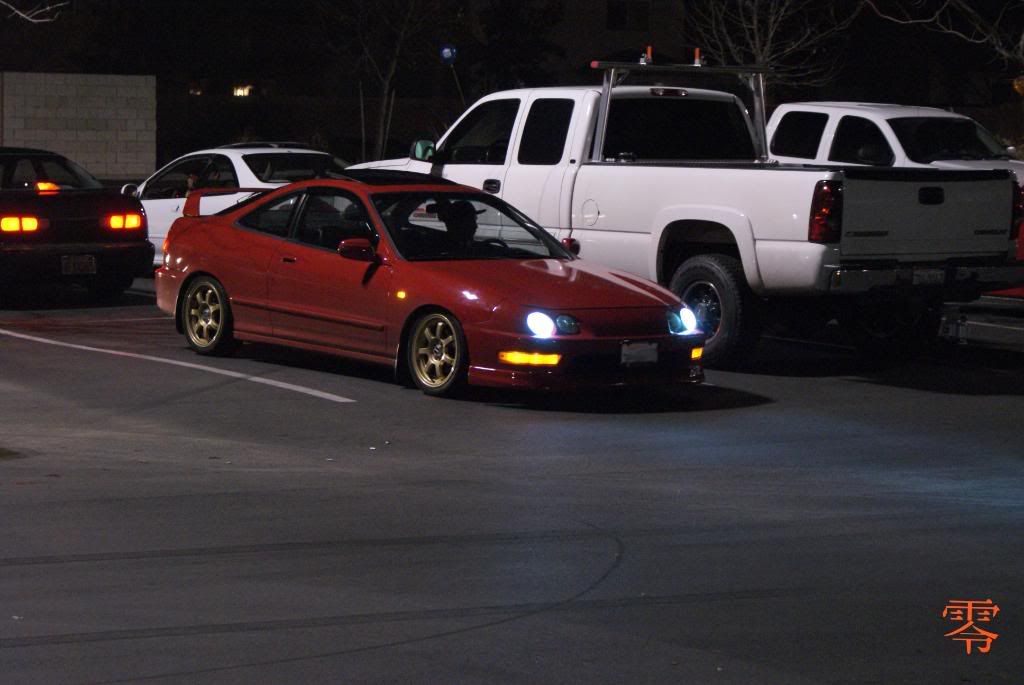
[0,147,154,299]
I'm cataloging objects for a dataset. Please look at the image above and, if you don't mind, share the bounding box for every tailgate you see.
[839,168,1013,260]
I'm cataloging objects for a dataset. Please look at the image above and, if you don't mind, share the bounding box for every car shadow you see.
[741,335,1024,396]
[0,283,154,311]
[464,383,772,414]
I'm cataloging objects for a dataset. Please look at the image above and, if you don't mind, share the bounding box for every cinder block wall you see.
[0,71,156,181]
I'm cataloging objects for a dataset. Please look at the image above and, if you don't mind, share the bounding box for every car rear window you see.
[602,97,756,161]
[242,153,348,183]
[0,154,103,190]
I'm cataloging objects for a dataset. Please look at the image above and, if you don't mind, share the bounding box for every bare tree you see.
[316,0,461,161]
[1,1,67,22]
[684,0,865,88]
[866,0,1024,67]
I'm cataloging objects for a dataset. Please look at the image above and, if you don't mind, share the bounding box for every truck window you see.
[441,99,521,165]
[518,99,575,165]
[829,116,894,166]
[602,98,756,161]
[770,111,828,159]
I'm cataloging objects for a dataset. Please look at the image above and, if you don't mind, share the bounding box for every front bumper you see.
[0,241,154,284]
[465,330,705,390]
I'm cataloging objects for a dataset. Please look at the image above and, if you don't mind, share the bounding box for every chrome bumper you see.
[822,264,1024,295]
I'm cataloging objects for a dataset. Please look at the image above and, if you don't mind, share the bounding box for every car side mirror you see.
[410,139,436,162]
[121,183,139,197]
[337,237,377,262]
[561,237,581,256]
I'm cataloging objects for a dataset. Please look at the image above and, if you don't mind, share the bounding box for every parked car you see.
[0,147,153,299]
[126,143,348,266]
[155,171,706,396]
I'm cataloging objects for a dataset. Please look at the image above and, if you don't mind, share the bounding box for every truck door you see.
[437,98,522,222]
[501,95,580,236]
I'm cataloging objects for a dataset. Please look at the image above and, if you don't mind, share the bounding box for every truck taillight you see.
[1,216,46,232]
[809,180,842,243]
[106,213,144,230]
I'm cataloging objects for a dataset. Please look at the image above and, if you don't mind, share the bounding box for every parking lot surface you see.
[0,280,1021,684]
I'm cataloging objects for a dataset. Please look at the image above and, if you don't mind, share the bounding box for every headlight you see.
[527,312,580,338]
[527,312,556,338]
[668,307,700,335]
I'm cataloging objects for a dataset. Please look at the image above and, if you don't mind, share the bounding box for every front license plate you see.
[61,254,97,275]
[620,341,658,366]
[912,268,944,285]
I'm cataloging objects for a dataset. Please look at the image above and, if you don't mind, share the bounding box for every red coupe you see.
[155,171,705,395]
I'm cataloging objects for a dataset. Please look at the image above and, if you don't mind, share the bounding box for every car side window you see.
[294,190,375,251]
[237,193,299,238]
[829,116,894,166]
[141,157,210,200]
[518,98,575,165]
[770,111,829,159]
[441,99,521,164]
[193,155,239,190]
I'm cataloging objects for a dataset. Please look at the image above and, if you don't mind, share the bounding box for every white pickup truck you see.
[352,62,1024,366]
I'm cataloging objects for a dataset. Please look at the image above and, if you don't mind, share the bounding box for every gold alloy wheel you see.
[185,281,224,349]
[410,313,462,390]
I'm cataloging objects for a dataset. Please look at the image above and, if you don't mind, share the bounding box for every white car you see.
[126,143,348,265]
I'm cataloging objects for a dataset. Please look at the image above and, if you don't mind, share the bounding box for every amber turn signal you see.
[498,351,562,366]
[106,213,143,229]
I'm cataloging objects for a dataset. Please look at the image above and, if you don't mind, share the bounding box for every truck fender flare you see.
[650,205,764,292]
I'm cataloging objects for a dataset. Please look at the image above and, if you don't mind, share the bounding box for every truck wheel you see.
[669,254,761,368]
[840,296,941,359]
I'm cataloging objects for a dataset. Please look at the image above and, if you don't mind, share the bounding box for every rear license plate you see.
[621,341,658,366]
[912,268,945,285]
[61,255,97,275]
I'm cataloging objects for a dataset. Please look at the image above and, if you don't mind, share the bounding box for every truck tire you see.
[669,254,760,368]
[839,295,941,360]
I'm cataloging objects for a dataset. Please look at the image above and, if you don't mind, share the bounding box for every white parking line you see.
[0,328,356,404]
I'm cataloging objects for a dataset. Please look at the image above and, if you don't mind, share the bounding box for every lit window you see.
[233,85,253,97]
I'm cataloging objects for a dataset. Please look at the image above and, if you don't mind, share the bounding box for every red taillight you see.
[809,180,843,243]
[1,216,46,232]
[106,213,144,230]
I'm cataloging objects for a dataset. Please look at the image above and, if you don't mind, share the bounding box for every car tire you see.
[669,254,761,368]
[181,276,238,356]
[407,310,468,397]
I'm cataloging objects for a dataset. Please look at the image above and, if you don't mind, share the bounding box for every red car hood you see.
[406,258,678,309]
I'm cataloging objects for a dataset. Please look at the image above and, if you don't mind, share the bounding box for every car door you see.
[215,191,304,337]
[139,155,210,262]
[267,189,391,359]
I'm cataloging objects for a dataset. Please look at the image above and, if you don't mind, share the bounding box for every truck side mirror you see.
[410,140,436,162]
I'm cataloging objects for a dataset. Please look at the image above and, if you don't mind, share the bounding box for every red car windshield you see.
[370,191,571,261]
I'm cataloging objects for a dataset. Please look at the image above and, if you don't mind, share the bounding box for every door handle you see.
[482,179,501,193]
[281,256,297,263]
